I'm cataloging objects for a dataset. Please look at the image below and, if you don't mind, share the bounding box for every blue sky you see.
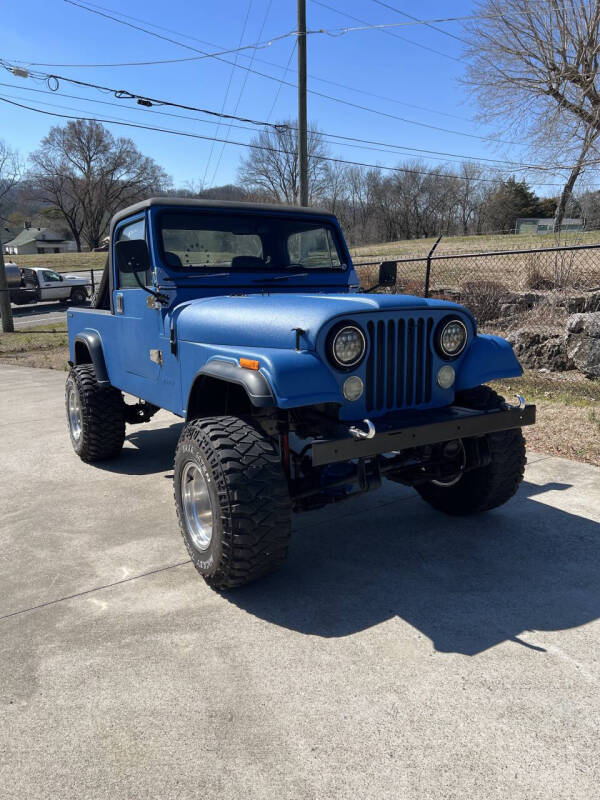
[1,0,550,192]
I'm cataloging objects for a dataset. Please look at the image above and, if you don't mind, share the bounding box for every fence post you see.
[424,234,443,298]
[90,268,95,295]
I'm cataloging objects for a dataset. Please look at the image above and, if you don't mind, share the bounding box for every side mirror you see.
[115,239,150,274]
[378,261,397,287]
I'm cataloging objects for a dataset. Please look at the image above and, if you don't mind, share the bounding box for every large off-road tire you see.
[174,415,292,590]
[70,286,88,305]
[65,364,126,462]
[415,386,526,515]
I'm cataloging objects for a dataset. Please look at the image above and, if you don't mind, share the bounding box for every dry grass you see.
[11,230,600,291]
[351,229,600,295]
[350,229,600,260]
[0,322,70,370]
[355,252,600,294]
[490,370,600,466]
[14,252,106,273]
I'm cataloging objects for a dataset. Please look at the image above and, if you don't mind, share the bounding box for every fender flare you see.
[73,330,110,386]
[455,333,522,391]
[187,360,275,417]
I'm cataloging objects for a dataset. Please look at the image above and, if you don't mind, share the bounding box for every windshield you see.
[158,212,345,272]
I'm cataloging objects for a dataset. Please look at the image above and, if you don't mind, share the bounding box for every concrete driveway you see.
[1,365,599,800]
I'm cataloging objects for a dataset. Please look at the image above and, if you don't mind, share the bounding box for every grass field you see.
[349,228,600,261]
[491,371,600,467]
[0,322,69,370]
[15,252,106,273]
[10,228,600,275]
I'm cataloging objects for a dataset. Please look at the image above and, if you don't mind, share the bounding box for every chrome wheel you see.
[181,461,214,551]
[67,383,82,443]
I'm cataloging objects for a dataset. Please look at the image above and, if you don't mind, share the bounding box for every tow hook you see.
[504,394,526,410]
[349,419,376,440]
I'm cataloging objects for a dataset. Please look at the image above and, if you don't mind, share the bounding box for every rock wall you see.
[566,313,600,378]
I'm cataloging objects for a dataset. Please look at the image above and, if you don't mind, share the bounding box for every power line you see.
[202,0,253,187]
[6,48,470,123]
[266,41,297,122]
[0,70,592,172]
[370,0,469,45]
[64,0,481,43]
[0,82,504,170]
[209,0,267,187]
[4,24,519,148]
[0,58,288,131]
[311,0,460,62]
[5,0,469,123]
[1,76,591,174]
[58,0,507,142]
[0,95,573,187]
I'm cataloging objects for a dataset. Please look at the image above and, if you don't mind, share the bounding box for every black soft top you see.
[92,198,338,310]
[110,196,335,234]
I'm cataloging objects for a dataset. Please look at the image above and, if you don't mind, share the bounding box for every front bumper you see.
[311,403,536,466]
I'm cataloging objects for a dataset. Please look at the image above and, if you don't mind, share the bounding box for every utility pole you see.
[0,243,14,333]
[297,0,309,207]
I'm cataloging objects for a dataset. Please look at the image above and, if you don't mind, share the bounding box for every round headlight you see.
[438,319,467,358]
[330,325,366,368]
[437,365,455,389]
[342,375,364,402]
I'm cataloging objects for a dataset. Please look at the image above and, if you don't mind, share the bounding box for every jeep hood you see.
[175,293,471,350]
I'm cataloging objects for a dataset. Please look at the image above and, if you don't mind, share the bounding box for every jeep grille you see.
[365,317,434,412]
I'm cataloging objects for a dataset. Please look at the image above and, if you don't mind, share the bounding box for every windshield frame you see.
[153,207,349,275]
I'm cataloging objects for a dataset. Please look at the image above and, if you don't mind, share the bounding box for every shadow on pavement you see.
[89,423,600,655]
[96,423,183,475]
[225,480,600,655]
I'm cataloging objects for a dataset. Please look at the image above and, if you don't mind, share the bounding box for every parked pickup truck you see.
[8,264,89,305]
[65,198,535,591]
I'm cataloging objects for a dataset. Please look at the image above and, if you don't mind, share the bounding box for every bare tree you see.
[0,141,22,210]
[29,120,171,250]
[464,0,600,230]
[454,162,488,235]
[238,122,329,205]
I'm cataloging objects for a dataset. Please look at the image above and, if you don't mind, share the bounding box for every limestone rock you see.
[566,312,600,377]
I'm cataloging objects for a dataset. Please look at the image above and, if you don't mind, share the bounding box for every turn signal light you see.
[240,358,260,371]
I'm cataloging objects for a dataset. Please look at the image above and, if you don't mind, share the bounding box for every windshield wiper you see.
[252,272,309,283]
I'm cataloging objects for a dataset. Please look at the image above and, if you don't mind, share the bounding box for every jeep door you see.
[113,216,163,384]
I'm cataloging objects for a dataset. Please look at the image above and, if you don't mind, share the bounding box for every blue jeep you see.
[66,198,535,589]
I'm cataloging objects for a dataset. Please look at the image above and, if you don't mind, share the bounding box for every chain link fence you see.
[354,241,600,335]
[3,239,600,371]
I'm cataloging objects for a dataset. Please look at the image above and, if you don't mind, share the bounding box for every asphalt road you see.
[11,300,81,329]
[1,365,599,800]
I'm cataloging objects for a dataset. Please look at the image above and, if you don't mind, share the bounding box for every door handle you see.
[115,292,124,313]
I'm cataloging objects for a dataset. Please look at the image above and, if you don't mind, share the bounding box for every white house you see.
[3,227,76,255]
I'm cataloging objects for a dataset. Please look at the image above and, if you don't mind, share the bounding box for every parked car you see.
[11,266,89,305]
[65,198,535,590]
